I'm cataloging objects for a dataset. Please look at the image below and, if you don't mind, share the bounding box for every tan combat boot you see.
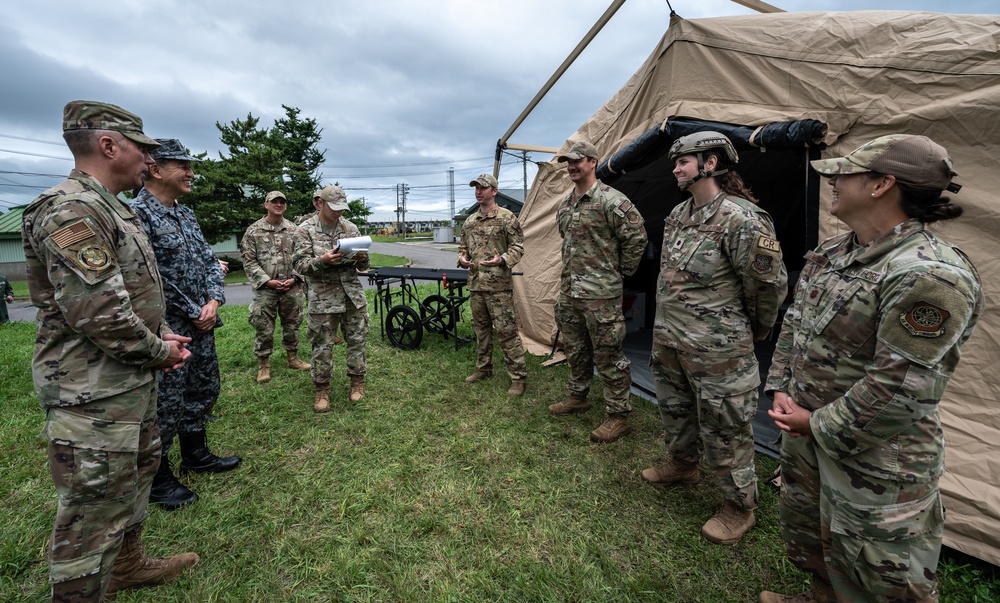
[759,577,835,603]
[590,413,632,443]
[314,385,331,413]
[256,357,271,383]
[333,334,344,345]
[702,499,756,545]
[464,370,492,383]
[548,394,591,415]
[349,375,366,402]
[507,379,527,396]
[105,525,199,598]
[287,350,311,371]
[641,459,702,486]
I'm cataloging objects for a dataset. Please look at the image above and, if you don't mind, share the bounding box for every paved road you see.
[5,240,459,322]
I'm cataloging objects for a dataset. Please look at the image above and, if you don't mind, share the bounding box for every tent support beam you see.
[493,0,628,177]
[504,143,560,154]
[730,0,784,13]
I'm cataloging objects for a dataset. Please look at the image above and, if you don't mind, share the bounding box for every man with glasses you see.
[131,139,241,510]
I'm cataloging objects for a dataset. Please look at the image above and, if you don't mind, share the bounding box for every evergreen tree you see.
[183,106,325,243]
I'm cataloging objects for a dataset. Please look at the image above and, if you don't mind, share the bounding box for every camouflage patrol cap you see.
[150,139,200,163]
[557,141,599,162]
[811,134,961,193]
[469,173,498,188]
[264,190,287,203]
[62,100,160,147]
[315,185,348,210]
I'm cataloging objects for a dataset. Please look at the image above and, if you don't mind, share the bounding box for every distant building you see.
[0,204,240,281]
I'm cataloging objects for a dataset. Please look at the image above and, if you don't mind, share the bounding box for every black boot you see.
[178,430,241,473]
[149,457,197,510]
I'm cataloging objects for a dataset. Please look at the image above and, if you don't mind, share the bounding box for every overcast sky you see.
[0,0,993,223]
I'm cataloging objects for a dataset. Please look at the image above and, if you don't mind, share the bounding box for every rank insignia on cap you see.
[78,245,112,271]
[752,253,774,274]
[900,301,950,337]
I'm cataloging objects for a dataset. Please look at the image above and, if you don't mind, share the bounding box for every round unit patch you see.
[78,245,112,270]
[900,301,950,338]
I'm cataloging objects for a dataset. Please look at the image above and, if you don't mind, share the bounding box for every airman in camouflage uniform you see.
[241,190,309,384]
[22,101,198,602]
[548,141,648,443]
[762,135,983,603]
[131,138,241,511]
[292,185,370,411]
[642,132,787,546]
[458,173,528,395]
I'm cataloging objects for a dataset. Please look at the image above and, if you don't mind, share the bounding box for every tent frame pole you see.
[493,0,628,177]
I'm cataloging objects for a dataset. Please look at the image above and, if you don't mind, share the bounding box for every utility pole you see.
[395,184,402,236]
[448,167,455,228]
[522,150,529,202]
[401,184,409,240]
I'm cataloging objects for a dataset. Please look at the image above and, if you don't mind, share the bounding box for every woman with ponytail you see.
[763,134,984,603]
[641,131,788,545]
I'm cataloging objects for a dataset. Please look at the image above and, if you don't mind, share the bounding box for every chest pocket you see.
[151,225,184,250]
[683,224,725,284]
[811,277,880,358]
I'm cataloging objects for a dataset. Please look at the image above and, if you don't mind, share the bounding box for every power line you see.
[0,133,65,147]
[0,169,66,178]
[319,155,492,169]
[0,147,72,161]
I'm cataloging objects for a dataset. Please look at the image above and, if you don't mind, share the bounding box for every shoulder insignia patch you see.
[51,221,95,249]
[752,253,774,274]
[756,236,780,253]
[77,245,113,271]
[618,200,634,213]
[900,301,950,337]
[747,233,781,280]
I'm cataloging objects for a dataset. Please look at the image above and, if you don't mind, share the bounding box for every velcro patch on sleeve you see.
[76,245,113,272]
[879,273,972,367]
[746,234,782,281]
[51,221,95,249]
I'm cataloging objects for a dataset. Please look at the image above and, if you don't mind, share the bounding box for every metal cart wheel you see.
[420,294,455,334]
[386,305,423,349]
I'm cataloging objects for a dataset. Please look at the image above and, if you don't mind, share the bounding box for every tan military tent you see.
[511,11,1000,565]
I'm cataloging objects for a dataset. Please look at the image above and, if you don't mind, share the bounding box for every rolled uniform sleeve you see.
[730,211,787,340]
[500,216,525,268]
[609,199,647,277]
[240,224,271,290]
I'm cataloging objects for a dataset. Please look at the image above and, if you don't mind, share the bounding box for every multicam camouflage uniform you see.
[556,180,647,413]
[459,206,527,380]
[653,192,786,510]
[766,219,983,602]
[292,215,370,386]
[22,170,171,590]
[241,216,304,358]
[131,189,225,454]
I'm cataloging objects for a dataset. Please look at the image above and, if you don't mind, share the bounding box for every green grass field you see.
[1,296,998,602]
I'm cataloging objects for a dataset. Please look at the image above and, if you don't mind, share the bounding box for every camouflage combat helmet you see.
[668,131,739,190]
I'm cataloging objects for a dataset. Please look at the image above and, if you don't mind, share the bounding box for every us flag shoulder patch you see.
[51,221,95,249]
